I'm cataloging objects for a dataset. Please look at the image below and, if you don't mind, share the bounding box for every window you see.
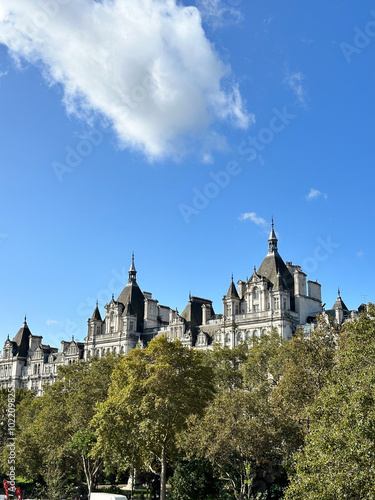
[253,287,259,299]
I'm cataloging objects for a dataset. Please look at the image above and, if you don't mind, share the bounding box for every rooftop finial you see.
[128,252,137,282]
[96,300,98,308]
[268,217,278,253]
[338,287,341,297]
[23,314,27,325]
[231,273,234,282]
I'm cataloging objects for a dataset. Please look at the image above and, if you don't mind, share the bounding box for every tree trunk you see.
[160,444,167,500]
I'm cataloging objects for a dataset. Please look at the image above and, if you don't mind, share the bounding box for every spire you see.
[125,299,135,316]
[128,252,137,283]
[274,269,285,291]
[91,302,102,321]
[23,315,27,326]
[268,217,278,253]
[333,288,348,311]
[226,275,239,299]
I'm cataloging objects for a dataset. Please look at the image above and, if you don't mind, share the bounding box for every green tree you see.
[93,336,215,500]
[11,354,119,498]
[286,366,375,500]
[273,316,337,422]
[182,389,290,500]
[285,306,375,499]
[209,343,250,391]
[242,330,286,393]
[181,331,300,499]
[168,458,221,500]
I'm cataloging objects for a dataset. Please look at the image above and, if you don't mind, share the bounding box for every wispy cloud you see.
[263,17,272,34]
[306,188,328,201]
[357,250,364,259]
[284,71,307,107]
[195,0,243,28]
[0,0,250,160]
[46,319,59,326]
[239,212,268,227]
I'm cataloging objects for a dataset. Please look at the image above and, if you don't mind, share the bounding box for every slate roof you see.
[332,290,349,311]
[181,296,213,338]
[12,319,31,357]
[91,304,102,321]
[124,300,135,316]
[117,282,145,331]
[226,277,239,299]
[257,251,294,292]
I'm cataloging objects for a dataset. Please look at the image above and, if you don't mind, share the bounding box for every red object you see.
[3,479,22,500]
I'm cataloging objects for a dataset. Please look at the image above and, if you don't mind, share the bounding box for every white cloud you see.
[46,319,59,326]
[306,188,328,201]
[0,0,250,160]
[284,71,307,107]
[239,212,268,227]
[195,0,243,28]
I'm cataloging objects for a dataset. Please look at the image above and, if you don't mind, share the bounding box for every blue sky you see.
[0,0,374,346]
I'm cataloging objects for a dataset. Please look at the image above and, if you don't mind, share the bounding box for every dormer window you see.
[253,287,259,299]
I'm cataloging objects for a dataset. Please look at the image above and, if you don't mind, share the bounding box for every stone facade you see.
[0,223,355,393]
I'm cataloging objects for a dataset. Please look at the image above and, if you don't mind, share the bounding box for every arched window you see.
[253,287,259,299]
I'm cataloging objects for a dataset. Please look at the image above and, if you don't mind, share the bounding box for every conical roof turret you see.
[91,301,102,321]
[226,274,239,299]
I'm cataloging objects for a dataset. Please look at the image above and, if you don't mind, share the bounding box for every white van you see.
[90,494,128,500]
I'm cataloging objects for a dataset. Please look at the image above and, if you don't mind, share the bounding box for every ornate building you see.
[0,222,355,393]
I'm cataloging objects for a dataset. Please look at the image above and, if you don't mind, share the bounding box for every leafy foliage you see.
[93,336,215,500]
[285,306,375,499]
